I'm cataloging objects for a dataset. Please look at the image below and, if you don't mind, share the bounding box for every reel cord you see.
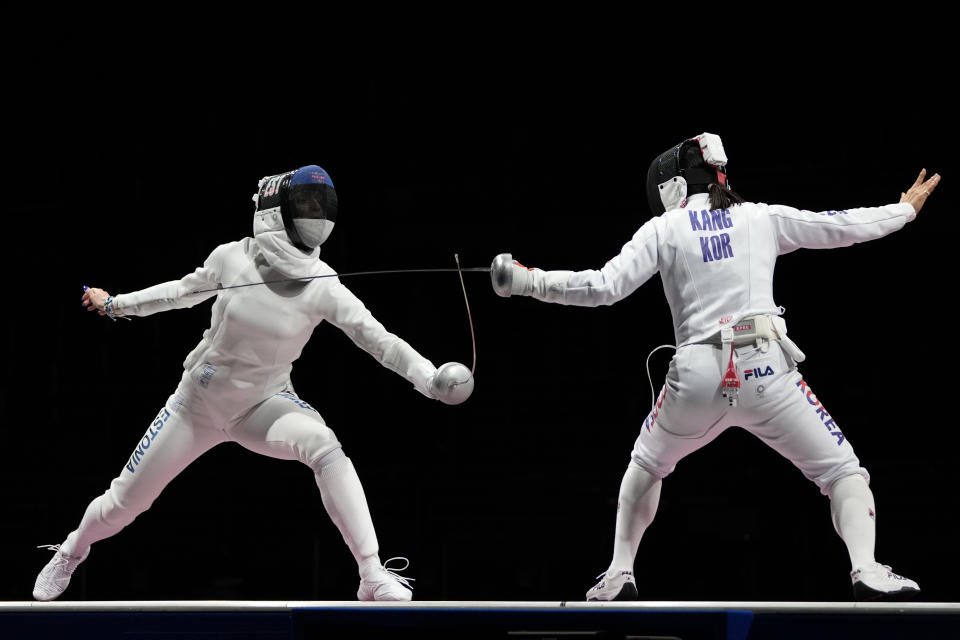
[645,344,676,412]
[454,254,478,376]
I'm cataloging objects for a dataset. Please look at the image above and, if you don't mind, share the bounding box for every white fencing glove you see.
[430,362,474,405]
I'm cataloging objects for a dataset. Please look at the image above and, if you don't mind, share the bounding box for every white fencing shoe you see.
[851,563,920,601]
[586,570,637,601]
[357,557,414,601]
[33,544,89,601]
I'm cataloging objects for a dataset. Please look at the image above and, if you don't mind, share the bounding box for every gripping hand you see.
[430,362,474,405]
[490,253,532,297]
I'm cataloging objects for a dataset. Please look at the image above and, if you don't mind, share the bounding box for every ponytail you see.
[708,182,745,210]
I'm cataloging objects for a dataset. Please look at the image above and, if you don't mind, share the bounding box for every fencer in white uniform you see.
[34,165,474,602]
[491,134,940,601]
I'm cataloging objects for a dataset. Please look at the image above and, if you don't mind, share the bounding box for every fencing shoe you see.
[586,570,637,601]
[33,544,89,601]
[357,557,414,601]
[851,563,920,601]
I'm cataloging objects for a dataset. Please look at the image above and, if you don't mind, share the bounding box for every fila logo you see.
[744,366,775,380]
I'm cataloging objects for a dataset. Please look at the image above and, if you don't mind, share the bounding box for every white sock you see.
[609,461,662,575]
[829,474,876,570]
[314,451,381,577]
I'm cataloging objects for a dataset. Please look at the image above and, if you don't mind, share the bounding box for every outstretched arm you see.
[771,169,941,254]
[80,244,233,319]
[491,219,661,306]
[322,279,473,404]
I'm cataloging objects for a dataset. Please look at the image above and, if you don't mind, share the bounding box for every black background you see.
[3,32,956,604]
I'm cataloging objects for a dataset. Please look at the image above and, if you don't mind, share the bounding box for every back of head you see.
[645,133,743,214]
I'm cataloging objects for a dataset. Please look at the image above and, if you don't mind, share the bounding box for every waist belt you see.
[708,315,806,363]
[712,315,806,408]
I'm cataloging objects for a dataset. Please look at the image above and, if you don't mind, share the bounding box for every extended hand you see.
[82,287,110,316]
[900,169,941,214]
[490,253,532,297]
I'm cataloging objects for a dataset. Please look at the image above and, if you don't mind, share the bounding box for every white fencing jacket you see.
[520,193,916,346]
[111,216,437,422]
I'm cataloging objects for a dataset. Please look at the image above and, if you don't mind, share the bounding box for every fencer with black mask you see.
[491,134,940,601]
[36,165,474,602]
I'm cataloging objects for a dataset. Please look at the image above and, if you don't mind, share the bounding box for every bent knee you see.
[816,466,871,497]
[629,451,672,480]
[299,425,342,471]
[824,469,871,499]
[265,413,341,468]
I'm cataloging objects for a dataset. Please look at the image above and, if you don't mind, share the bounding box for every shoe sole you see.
[587,581,638,602]
[357,586,413,602]
[853,582,920,602]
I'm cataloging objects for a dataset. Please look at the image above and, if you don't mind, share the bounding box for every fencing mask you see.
[645,133,728,215]
[253,165,338,252]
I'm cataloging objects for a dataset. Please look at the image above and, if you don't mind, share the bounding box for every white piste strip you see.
[1,601,958,613]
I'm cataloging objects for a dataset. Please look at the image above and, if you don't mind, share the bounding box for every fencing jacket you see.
[111,219,437,423]
[520,193,916,347]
